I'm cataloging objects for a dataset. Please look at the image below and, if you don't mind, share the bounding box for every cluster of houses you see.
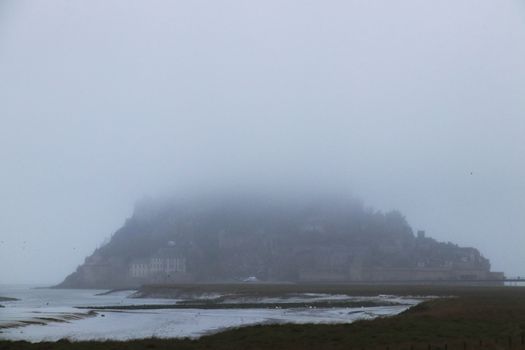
[294,231,504,282]
[129,242,190,283]
[126,232,504,284]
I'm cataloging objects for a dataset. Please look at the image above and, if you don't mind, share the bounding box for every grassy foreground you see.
[1,285,524,350]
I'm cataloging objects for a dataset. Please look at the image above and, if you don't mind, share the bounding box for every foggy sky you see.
[1,0,524,284]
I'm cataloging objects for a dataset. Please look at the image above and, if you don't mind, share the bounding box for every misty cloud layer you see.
[0,0,524,283]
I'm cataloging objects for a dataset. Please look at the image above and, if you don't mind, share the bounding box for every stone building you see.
[129,243,190,282]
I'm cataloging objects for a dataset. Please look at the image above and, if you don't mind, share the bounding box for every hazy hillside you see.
[58,194,498,288]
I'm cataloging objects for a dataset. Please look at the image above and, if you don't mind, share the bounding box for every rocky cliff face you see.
[58,195,498,289]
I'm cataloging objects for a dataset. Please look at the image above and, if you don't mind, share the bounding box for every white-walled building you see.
[129,244,188,281]
[130,259,150,278]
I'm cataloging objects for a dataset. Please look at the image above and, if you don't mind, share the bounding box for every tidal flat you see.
[1,285,524,350]
[0,284,420,342]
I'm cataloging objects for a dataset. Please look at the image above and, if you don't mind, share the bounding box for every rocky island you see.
[58,195,504,289]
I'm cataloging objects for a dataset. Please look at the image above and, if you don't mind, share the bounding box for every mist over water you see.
[0,0,524,284]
